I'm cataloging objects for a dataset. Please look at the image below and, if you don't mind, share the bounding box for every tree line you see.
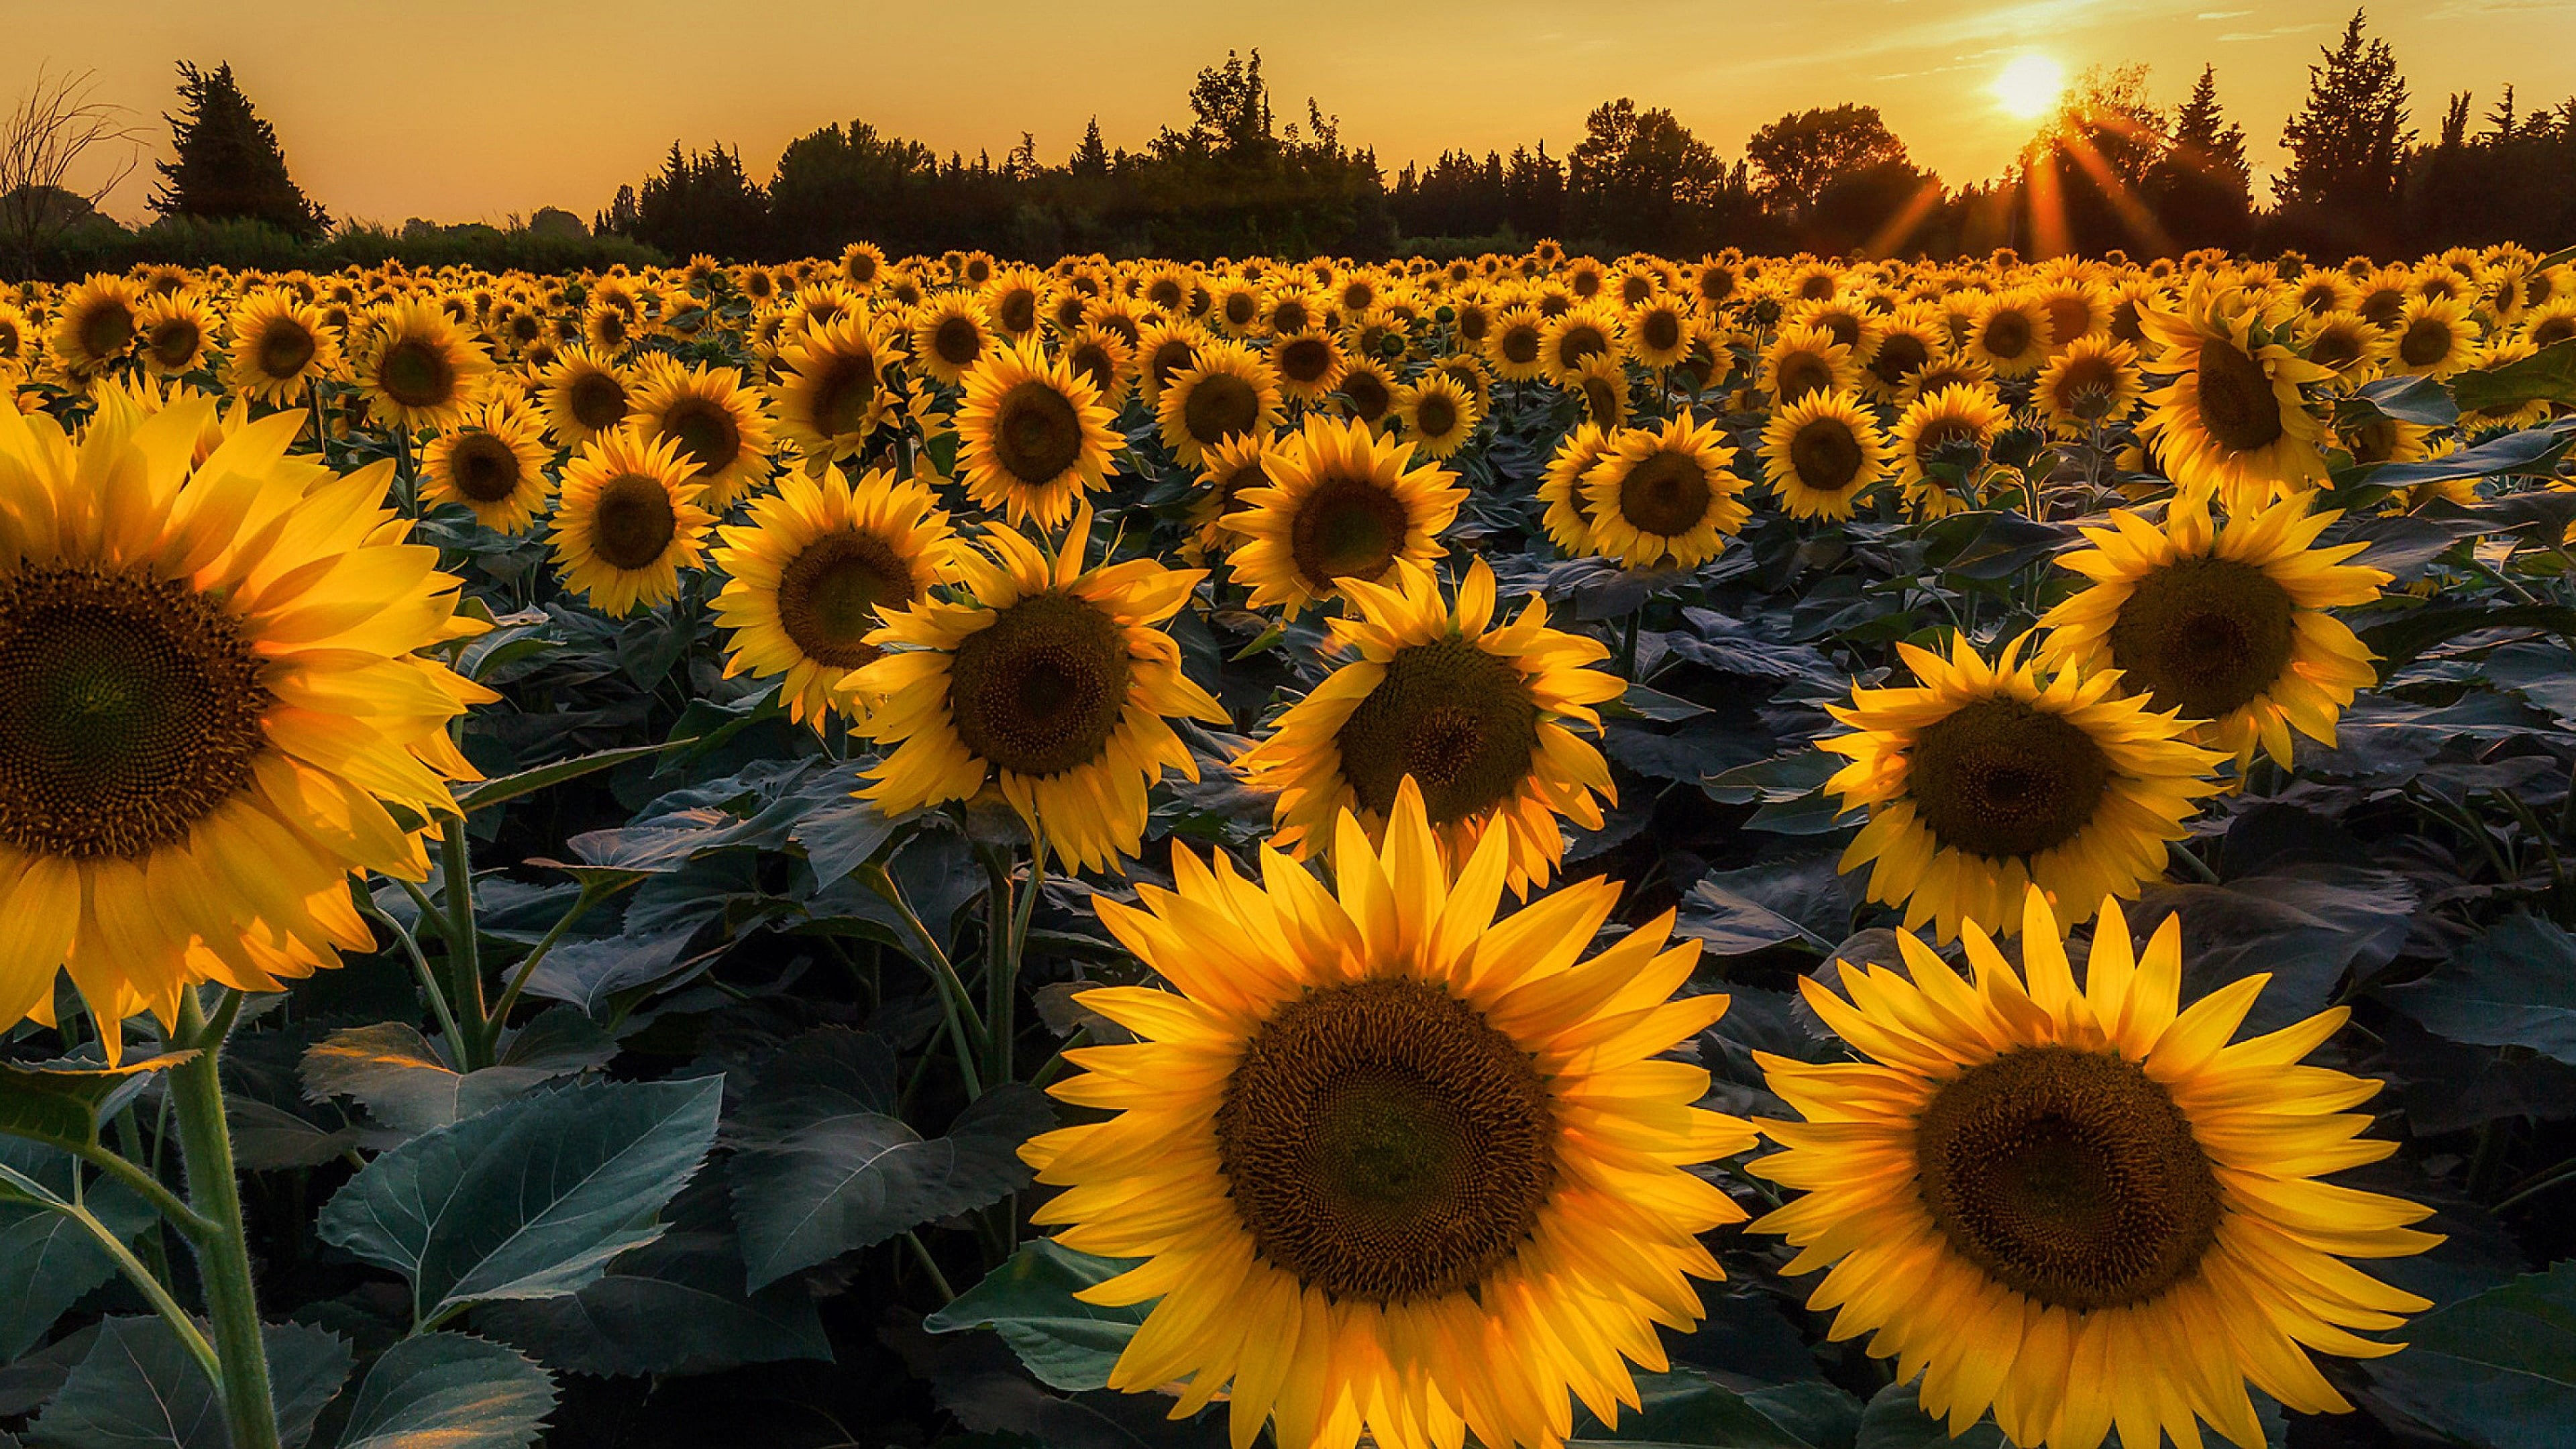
[9,9,2570,278]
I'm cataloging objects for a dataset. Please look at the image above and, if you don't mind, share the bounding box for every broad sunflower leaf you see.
[925,1239,1146,1393]
[727,1028,1053,1289]
[333,1332,555,1449]
[2367,1260,2576,1449]
[0,1140,158,1362]
[0,1055,197,1153]
[315,1077,722,1324]
[2452,338,2576,413]
[2351,373,2462,428]
[300,1014,616,1136]
[475,1180,828,1378]
[1570,1368,1860,1448]
[23,1316,351,1449]
[2382,913,2576,1065]
[1851,1381,2006,1448]
[450,739,698,814]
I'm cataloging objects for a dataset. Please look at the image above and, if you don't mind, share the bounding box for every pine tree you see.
[2275,9,2412,239]
[148,62,328,239]
[1070,117,1111,176]
[2149,64,2253,252]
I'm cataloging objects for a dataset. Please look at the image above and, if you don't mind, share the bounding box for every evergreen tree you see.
[2149,65,2253,253]
[2274,10,2411,246]
[149,62,329,239]
[1070,117,1110,176]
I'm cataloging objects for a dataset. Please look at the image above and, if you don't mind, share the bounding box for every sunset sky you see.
[6,0,2571,229]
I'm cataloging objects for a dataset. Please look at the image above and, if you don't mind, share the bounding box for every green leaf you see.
[925,1240,1146,1392]
[2351,374,2461,428]
[334,1332,555,1449]
[1851,1381,2005,1448]
[0,1055,197,1153]
[449,739,698,814]
[475,1183,829,1378]
[0,1140,159,1362]
[1609,683,1710,722]
[1702,751,1842,806]
[2369,1260,2576,1449]
[24,1316,351,1449]
[2358,602,2576,673]
[2453,339,2576,414]
[1570,1370,1860,1448]
[316,1077,722,1324]
[299,1014,614,1136]
[727,1028,1053,1289]
[2384,914,2576,1065]
[2347,419,2576,494]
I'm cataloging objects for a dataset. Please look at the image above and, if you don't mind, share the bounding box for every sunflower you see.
[955,340,1122,528]
[839,241,888,291]
[1899,349,1996,406]
[354,300,492,433]
[2138,286,2332,513]
[849,505,1224,872]
[1862,313,1945,401]
[528,344,629,450]
[224,288,341,405]
[1183,429,1286,564]
[133,293,217,377]
[1157,338,1283,468]
[1335,357,1399,429]
[549,429,715,617]
[2043,491,2383,772]
[48,274,142,383]
[1538,303,1622,386]
[0,301,31,382]
[629,362,778,511]
[2459,338,2554,433]
[1749,885,2436,1449]
[1761,389,1891,521]
[1022,777,1755,1449]
[2387,295,2480,380]
[1394,372,1481,460]
[712,466,957,726]
[0,400,489,1042]
[421,400,553,534]
[2523,297,2576,351]
[982,266,1051,344]
[1823,632,2221,943]
[1236,557,1621,894]
[1889,383,2008,518]
[1761,323,1858,404]
[1538,423,1617,557]
[1568,352,1632,432]
[1063,323,1139,415]
[1962,290,2053,379]
[769,314,900,469]
[1224,413,1464,616]
[2300,310,2390,388]
[581,299,641,356]
[1580,415,1751,570]
[1483,305,1548,383]
[1206,276,1267,338]
[909,292,994,387]
[2033,335,2147,435]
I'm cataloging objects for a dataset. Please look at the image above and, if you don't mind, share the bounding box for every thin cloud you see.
[2217,21,2328,40]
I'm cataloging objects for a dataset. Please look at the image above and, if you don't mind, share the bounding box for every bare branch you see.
[0,63,148,275]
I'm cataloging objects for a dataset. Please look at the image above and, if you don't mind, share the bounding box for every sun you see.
[1992,53,2068,119]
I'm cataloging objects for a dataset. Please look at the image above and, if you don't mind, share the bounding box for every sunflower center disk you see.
[2107,557,2298,720]
[1334,639,1539,824]
[811,355,877,437]
[1182,374,1261,447]
[934,317,982,366]
[1501,327,1540,366]
[379,339,455,409]
[1289,475,1409,590]
[993,381,1085,485]
[1343,371,1391,421]
[591,475,678,570]
[1778,355,1833,400]
[568,372,628,431]
[1984,313,2033,360]
[150,321,199,368]
[663,398,743,475]
[1915,1046,2221,1311]
[1790,419,1865,492]
[1907,698,2113,860]
[449,435,524,502]
[2192,337,2284,451]
[777,533,914,669]
[1870,334,1928,388]
[0,568,271,859]
[257,325,317,380]
[1415,394,1459,439]
[1217,977,1558,1305]
[1619,451,1715,537]
[2397,319,2451,368]
[947,591,1130,777]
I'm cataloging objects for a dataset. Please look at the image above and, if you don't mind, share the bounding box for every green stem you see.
[904,1230,957,1303]
[981,849,1018,1087]
[2495,1155,2576,1214]
[52,1196,222,1382]
[168,989,282,1449]
[360,900,466,1065]
[2168,841,2222,883]
[482,881,615,1058]
[859,864,986,1099]
[1618,607,1642,678]
[70,1141,215,1240]
[437,824,489,1069]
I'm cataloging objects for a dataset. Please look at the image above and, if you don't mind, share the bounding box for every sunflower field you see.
[0,239,2573,1449]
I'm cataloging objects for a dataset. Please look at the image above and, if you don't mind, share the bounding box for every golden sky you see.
[5,0,2571,229]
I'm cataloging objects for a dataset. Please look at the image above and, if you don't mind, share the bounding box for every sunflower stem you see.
[982,848,1016,1087]
[482,880,618,1059]
[167,988,284,1449]
[70,1140,215,1242]
[437,823,491,1070]
[2167,840,2221,884]
[859,863,986,1099]
[1618,607,1642,678]
[48,1193,223,1384]
[904,1230,958,1303]
[360,898,468,1065]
